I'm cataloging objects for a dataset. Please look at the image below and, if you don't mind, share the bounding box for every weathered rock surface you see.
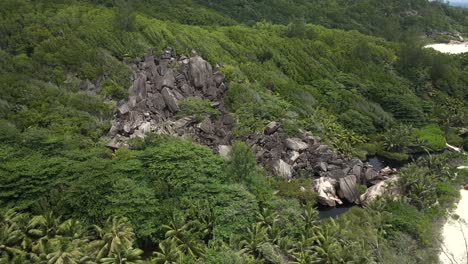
[108,48,232,148]
[107,47,400,207]
[337,175,360,203]
[314,177,343,207]
[360,176,400,206]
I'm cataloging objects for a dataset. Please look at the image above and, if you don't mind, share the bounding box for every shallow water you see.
[317,204,355,219]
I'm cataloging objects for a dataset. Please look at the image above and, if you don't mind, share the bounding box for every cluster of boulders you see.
[107,47,400,207]
[242,122,398,206]
[107,48,235,149]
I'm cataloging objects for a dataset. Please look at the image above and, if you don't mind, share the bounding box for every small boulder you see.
[161,87,179,112]
[218,145,232,160]
[285,138,309,151]
[264,121,280,135]
[273,159,293,180]
[313,177,343,207]
[360,176,400,206]
[337,175,359,203]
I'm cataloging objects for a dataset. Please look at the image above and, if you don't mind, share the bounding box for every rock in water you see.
[337,175,359,203]
[314,177,343,207]
[360,176,400,206]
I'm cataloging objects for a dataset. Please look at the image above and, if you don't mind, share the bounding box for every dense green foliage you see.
[0,0,467,263]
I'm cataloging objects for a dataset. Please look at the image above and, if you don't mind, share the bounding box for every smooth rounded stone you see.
[464,184,468,190]
[264,121,280,135]
[337,175,359,203]
[161,87,179,112]
[218,145,232,160]
[284,138,309,151]
[314,177,342,207]
[273,159,293,180]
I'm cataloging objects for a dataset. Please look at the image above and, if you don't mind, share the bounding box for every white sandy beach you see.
[425,42,468,54]
[439,189,468,264]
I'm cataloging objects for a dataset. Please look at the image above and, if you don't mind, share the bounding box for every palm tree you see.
[100,247,144,264]
[162,216,205,258]
[45,237,84,264]
[89,217,135,262]
[0,222,26,262]
[151,239,181,264]
[239,222,269,259]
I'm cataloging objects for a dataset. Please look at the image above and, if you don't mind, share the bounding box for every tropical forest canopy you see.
[0,0,467,263]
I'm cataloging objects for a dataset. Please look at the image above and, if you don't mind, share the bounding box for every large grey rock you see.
[264,121,280,135]
[338,175,359,203]
[132,73,147,101]
[360,176,400,206]
[364,168,379,183]
[161,87,179,112]
[285,138,309,151]
[150,92,166,111]
[314,177,342,207]
[189,53,213,89]
[273,159,293,180]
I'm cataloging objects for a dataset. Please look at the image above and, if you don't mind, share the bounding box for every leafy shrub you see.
[413,124,445,151]
[177,97,220,121]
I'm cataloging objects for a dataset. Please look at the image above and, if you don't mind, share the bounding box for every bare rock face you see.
[107,47,401,208]
[108,48,230,147]
[314,177,343,207]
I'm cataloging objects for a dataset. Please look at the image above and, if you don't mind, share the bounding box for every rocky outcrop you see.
[107,47,400,208]
[107,48,232,149]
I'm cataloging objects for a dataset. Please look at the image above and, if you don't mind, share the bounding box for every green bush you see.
[413,124,445,151]
[177,97,220,121]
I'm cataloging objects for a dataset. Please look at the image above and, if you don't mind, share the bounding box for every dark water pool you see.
[317,204,356,219]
